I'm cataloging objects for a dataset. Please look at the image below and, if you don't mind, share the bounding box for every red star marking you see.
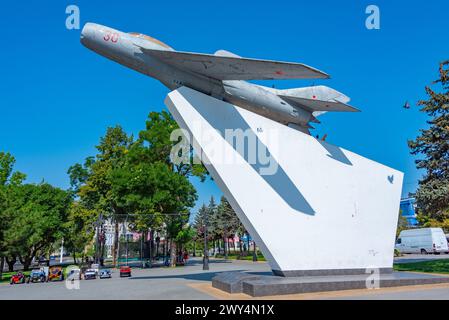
[275,70,284,75]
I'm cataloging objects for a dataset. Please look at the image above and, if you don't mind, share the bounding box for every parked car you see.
[47,266,64,281]
[396,228,449,254]
[99,269,112,279]
[119,266,131,277]
[91,263,100,276]
[84,269,97,280]
[28,268,48,283]
[10,272,27,285]
[66,268,82,281]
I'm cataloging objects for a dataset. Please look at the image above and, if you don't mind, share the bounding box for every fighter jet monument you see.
[81,23,404,281]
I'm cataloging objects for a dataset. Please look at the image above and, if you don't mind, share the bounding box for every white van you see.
[396,228,449,254]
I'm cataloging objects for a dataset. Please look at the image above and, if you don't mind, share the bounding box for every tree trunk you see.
[150,230,155,260]
[170,239,177,267]
[22,256,33,271]
[149,230,153,268]
[73,251,77,265]
[113,220,119,267]
[193,241,196,257]
[6,256,16,272]
[223,234,228,259]
[0,256,4,279]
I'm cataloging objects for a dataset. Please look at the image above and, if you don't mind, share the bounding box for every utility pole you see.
[116,224,121,269]
[125,228,129,266]
[94,214,104,264]
[59,238,64,264]
[203,212,209,270]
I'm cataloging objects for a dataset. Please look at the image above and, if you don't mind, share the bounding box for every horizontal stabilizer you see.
[137,47,329,80]
[278,85,359,113]
[281,96,359,112]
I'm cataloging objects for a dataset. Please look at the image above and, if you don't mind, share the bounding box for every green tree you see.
[409,61,449,220]
[3,183,71,270]
[0,183,7,277]
[0,152,26,187]
[216,196,242,258]
[174,224,195,253]
[68,126,133,265]
[397,210,409,237]
[0,152,26,276]
[193,203,215,256]
[110,111,206,266]
[193,204,209,240]
[110,159,197,266]
[138,111,207,180]
[205,196,220,255]
[165,213,192,267]
[64,201,97,264]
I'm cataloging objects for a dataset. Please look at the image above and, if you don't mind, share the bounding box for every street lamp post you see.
[125,235,129,267]
[252,240,258,262]
[59,238,64,264]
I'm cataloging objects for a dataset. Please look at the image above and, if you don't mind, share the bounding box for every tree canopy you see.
[67,111,204,266]
[409,60,449,220]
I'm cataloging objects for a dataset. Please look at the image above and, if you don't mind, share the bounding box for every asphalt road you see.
[2,256,449,300]
[0,258,270,300]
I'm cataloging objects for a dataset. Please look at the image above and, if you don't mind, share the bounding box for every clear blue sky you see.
[1,1,448,213]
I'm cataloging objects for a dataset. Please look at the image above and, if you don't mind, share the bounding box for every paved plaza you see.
[2,257,449,300]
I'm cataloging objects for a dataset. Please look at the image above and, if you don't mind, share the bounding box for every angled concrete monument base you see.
[212,271,449,297]
[165,86,404,278]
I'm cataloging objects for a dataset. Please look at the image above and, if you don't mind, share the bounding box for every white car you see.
[67,268,81,281]
[84,269,97,280]
[91,263,100,275]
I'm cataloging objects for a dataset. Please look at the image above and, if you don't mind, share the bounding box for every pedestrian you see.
[183,250,189,265]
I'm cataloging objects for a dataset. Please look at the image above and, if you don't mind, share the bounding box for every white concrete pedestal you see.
[165,86,403,276]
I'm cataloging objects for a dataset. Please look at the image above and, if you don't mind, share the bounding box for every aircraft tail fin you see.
[278,85,359,114]
[214,49,241,58]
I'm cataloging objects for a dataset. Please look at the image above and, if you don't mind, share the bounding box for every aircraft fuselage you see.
[80,23,314,128]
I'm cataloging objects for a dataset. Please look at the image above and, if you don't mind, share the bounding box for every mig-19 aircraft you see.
[81,23,358,134]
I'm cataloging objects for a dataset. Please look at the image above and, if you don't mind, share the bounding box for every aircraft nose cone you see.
[80,23,96,46]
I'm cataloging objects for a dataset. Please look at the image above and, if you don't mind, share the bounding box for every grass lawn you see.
[394,259,449,274]
[214,253,266,262]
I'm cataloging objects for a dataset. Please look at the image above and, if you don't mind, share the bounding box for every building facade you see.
[400,197,418,226]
